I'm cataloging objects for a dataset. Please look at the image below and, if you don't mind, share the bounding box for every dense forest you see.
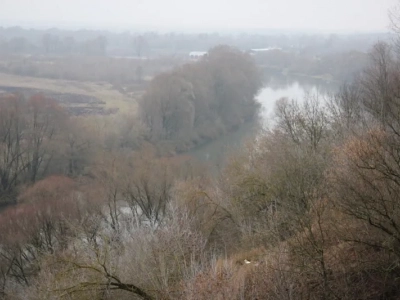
[1,9,400,300]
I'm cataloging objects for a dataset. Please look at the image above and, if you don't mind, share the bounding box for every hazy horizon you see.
[0,0,396,33]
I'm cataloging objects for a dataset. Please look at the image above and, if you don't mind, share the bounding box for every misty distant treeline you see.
[0,55,179,83]
[0,26,386,86]
[256,48,370,81]
[0,26,389,57]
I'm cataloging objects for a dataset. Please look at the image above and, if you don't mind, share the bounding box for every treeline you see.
[0,33,108,56]
[255,49,369,81]
[0,27,381,89]
[0,54,179,83]
[139,46,263,152]
[0,26,387,57]
[2,39,400,300]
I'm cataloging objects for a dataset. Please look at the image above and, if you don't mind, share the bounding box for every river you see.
[188,75,338,169]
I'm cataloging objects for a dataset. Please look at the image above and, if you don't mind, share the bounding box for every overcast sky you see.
[0,0,397,32]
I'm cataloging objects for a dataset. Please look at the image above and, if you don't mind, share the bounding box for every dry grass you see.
[0,72,139,113]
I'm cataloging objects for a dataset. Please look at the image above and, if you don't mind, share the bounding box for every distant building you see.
[247,47,282,55]
[189,51,208,60]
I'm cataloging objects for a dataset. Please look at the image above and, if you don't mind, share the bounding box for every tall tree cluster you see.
[0,94,68,203]
[139,46,263,152]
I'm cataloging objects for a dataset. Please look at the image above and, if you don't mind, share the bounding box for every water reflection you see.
[263,68,338,94]
[259,71,338,126]
[258,82,319,122]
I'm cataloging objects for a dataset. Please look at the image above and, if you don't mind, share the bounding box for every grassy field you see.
[0,72,141,113]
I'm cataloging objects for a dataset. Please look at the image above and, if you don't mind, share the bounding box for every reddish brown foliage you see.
[0,176,79,246]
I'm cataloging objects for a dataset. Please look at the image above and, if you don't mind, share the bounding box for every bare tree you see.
[0,95,27,203]
[275,93,329,151]
[330,129,400,256]
[25,94,68,183]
